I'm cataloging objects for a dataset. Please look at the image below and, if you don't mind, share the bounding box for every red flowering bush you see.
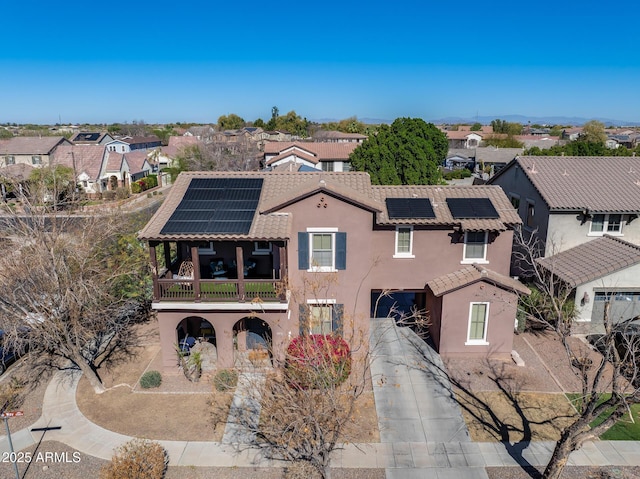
[285,334,351,389]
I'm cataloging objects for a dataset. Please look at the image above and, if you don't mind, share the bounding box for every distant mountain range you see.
[315,115,640,127]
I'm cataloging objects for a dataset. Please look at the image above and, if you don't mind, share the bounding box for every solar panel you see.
[446,198,499,219]
[161,178,263,235]
[386,198,435,219]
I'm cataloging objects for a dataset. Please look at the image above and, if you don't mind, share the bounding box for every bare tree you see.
[513,227,640,479]
[0,184,151,394]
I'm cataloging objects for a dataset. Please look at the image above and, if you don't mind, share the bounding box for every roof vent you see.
[480,269,488,277]
[319,179,326,186]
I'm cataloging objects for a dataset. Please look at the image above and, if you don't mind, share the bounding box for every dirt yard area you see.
[76,319,379,443]
[444,330,618,442]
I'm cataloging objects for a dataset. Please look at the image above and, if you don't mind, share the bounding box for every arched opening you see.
[176,316,217,370]
[233,317,273,367]
[109,175,119,190]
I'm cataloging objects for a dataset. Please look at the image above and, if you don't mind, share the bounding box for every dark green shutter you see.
[299,304,307,336]
[332,303,344,335]
[298,232,309,269]
[335,232,347,270]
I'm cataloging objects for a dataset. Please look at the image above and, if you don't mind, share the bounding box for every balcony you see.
[156,277,286,303]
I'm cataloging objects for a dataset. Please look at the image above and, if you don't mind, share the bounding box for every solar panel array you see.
[386,198,436,219]
[160,178,263,235]
[446,198,499,219]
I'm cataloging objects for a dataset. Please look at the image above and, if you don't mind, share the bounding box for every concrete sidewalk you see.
[2,320,640,477]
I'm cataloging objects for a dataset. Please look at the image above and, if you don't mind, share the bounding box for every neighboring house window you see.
[590,214,623,235]
[525,200,535,228]
[31,155,42,165]
[394,226,414,258]
[321,162,334,172]
[197,241,216,254]
[342,162,352,172]
[4,156,15,165]
[509,193,520,211]
[462,231,488,263]
[300,301,344,335]
[298,229,346,271]
[466,302,489,345]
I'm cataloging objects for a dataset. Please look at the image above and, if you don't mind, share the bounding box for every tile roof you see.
[52,144,106,180]
[444,130,484,140]
[372,184,521,230]
[0,136,69,155]
[498,156,640,213]
[106,152,125,172]
[536,235,640,287]
[427,264,530,297]
[263,141,359,160]
[139,172,522,241]
[124,150,150,173]
[0,163,35,181]
[313,130,367,140]
[168,136,202,148]
[265,149,319,166]
[474,147,523,163]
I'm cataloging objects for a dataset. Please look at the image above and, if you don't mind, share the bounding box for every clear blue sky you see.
[2,0,639,125]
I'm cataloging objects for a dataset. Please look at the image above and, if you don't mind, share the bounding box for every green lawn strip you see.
[565,392,640,440]
[165,281,277,298]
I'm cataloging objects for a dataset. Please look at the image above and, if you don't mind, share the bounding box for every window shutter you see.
[335,232,347,270]
[299,304,307,336]
[298,232,309,270]
[332,303,344,335]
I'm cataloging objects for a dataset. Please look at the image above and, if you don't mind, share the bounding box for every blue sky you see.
[2,0,639,125]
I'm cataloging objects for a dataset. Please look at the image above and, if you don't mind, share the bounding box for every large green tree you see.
[580,120,607,143]
[217,113,245,130]
[349,118,448,185]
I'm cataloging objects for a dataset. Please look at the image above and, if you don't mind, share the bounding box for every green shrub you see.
[147,192,153,198]
[100,438,167,479]
[285,335,351,390]
[213,369,238,391]
[140,370,162,389]
[131,182,142,194]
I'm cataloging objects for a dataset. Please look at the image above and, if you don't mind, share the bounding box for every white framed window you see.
[462,231,488,263]
[589,214,623,236]
[197,241,216,254]
[253,241,272,255]
[4,156,15,166]
[306,299,337,335]
[310,232,334,270]
[300,228,345,272]
[466,302,490,345]
[509,193,520,211]
[321,162,334,172]
[394,226,414,258]
[31,155,42,165]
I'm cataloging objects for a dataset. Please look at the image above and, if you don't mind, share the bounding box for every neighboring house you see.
[184,126,215,140]
[101,152,129,190]
[124,151,153,182]
[312,130,367,143]
[0,136,71,168]
[444,149,475,170]
[516,135,560,150]
[138,171,526,371]
[561,128,583,141]
[154,136,205,169]
[105,136,161,153]
[489,156,640,325]
[263,142,359,172]
[52,144,108,194]
[474,147,523,177]
[70,132,114,145]
[444,130,483,149]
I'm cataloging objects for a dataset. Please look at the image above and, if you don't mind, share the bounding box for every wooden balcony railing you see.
[156,278,287,303]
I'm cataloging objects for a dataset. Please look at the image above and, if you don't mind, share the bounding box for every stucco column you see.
[217,327,235,369]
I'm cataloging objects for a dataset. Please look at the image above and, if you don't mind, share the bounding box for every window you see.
[31,155,42,165]
[253,241,272,255]
[301,301,344,335]
[394,226,414,258]
[321,162,334,172]
[526,201,535,229]
[4,156,15,165]
[509,193,520,210]
[298,229,346,271]
[197,241,216,254]
[342,162,352,172]
[463,231,488,263]
[466,302,489,344]
[590,214,623,235]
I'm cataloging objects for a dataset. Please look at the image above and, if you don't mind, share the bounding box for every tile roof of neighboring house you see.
[168,136,202,148]
[266,149,319,166]
[492,156,640,213]
[447,148,475,159]
[474,147,523,164]
[427,264,531,296]
[372,184,521,230]
[105,152,125,172]
[52,144,106,181]
[313,130,367,141]
[140,172,522,241]
[444,130,484,140]
[536,235,640,287]
[0,136,69,155]
[263,142,359,160]
[0,163,35,181]
[70,132,110,144]
[124,150,149,174]
[120,135,161,146]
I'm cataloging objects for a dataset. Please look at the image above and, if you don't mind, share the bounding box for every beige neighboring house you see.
[101,152,129,190]
[0,136,71,168]
[313,130,367,143]
[124,150,153,182]
[184,126,215,140]
[52,144,109,194]
[138,171,527,371]
[444,130,484,149]
[154,136,204,169]
[263,141,359,172]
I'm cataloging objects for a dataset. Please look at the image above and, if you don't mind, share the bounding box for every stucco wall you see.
[435,282,518,359]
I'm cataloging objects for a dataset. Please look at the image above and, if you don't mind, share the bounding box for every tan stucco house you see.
[138,171,528,371]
